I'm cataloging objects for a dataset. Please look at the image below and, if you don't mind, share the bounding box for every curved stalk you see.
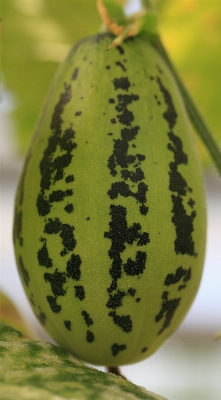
[101,1,221,175]
[151,36,221,176]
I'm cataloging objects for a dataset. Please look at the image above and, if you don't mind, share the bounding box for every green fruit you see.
[0,323,166,400]
[13,33,207,366]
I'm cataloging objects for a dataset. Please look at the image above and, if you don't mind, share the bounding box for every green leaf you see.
[0,291,32,338]
[2,0,221,168]
[0,323,167,400]
[103,0,127,25]
[156,0,221,167]
[140,11,158,35]
[1,0,101,154]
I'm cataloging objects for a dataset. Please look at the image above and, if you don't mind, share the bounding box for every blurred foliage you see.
[0,291,32,337]
[156,0,221,167]
[1,0,221,167]
[1,0,101,152]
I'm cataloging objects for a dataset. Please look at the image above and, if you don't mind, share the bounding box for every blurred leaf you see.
[1,0,100,153]
[214,330,221,340]
[0,291,31,337]
[0,322,24,341]
[156,0,221,167]
[1,0,221,168]
[102,0,127,25]
[141,11,158,35]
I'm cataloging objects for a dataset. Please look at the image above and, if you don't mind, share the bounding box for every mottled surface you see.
[13,33,206,366]
[0,323,166,400]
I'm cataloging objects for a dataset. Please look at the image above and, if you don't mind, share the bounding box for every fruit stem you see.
[98,1,221,175]
[107,366,126,379]
[107,21,135,50]
[151,36,221,176]
[141,0,154,10]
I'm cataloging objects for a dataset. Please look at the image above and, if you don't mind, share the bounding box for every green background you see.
[1,0,221,167]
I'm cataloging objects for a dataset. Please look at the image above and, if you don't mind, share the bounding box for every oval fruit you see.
[13,33,207,366]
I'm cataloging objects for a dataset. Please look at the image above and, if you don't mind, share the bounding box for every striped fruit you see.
[0,323,166,400]
[13,33,207,366]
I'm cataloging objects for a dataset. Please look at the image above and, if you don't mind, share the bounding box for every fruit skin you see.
[13,32,207,366]
[1,323,166,400]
